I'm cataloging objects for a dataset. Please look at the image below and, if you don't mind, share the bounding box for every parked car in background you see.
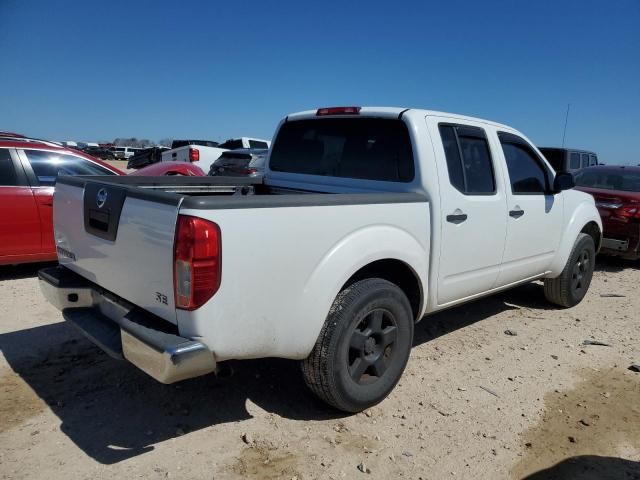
[127,146,170,169]
[40,106,601,412]
[209,148,268,178]
[129,161,205,177]
[111,146,141,159]
[0,140,205,266]
[85,146,116,160]
[161,138,271,173]
[217,137,271,150]
[0,139,122,265]
[539,147,599,173]
[575,165,640,259]
[161,139,226,171]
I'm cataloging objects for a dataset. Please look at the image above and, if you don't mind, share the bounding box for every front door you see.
[495,132,563,286]
[428,118,508,306]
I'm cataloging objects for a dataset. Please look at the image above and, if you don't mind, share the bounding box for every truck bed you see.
[53,175,429,360]
[58,175,427,208]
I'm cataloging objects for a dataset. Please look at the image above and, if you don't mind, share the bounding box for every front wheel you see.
[544,233,595,308]
[301,278,414,412]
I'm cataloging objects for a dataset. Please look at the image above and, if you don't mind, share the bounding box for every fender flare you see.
[547,200,602,277]
[293,225,429,358]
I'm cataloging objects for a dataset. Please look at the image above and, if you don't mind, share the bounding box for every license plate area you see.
[83,182,127,242]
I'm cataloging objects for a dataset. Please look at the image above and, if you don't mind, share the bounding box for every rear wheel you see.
[302,278,414,412]
[544,233,595,307]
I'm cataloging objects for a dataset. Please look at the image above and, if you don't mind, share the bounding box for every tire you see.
[544,233,595,308]
[301,278,414,412]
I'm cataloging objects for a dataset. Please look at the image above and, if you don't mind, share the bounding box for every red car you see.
[574,165,640,260]
[0,139,205,266]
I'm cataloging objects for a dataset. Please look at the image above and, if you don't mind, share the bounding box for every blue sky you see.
[1,0,638,164]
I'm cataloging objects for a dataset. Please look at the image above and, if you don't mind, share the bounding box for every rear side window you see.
[0,149,20,186]
[438,124,495,194]
[270,118,414,182]
[22,150,116,186]
[499,133,550,194]
[581,153,590,168]
[570,152,581,170]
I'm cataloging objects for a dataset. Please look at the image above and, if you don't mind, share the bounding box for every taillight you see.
[614,204,640,219]
[316,106,361,116]
[241,168,257,175]
[189,148,200,162]
[174,215,221,310]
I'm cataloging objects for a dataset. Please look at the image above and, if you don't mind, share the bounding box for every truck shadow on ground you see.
[0,262,56,281]
[595,254,639,273]
[0,282,620,465]
[521,455,640,479]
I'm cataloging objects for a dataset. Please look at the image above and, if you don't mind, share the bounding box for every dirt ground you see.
[104,160,134,174]
[0,258,639,480]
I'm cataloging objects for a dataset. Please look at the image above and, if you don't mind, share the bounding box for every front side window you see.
[589,154,598,166]
[499,133,550,194]
[22,150,116,186]
[570,152,581,170]
[0,149,20,186]
[270,118,414,182]
[438,124,495,194]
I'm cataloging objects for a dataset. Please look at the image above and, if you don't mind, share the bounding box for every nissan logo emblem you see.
[96,188,108,208]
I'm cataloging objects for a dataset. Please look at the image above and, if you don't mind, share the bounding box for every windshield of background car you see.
[575,169,640,192]
[269,118,414,182]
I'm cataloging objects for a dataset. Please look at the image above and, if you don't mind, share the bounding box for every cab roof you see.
[286,106,513,131]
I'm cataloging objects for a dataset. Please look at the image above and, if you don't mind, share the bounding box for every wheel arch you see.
[547,200,602,277]
[581,221,602,252]
[341,259,424,322]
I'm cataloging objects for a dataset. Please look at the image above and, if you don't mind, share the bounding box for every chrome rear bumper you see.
[38,266,216,383]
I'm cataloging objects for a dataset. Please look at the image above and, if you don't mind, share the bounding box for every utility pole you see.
[561,103,570,147]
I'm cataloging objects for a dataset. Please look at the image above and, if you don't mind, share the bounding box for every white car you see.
[161,137,271,173]
[40,106,601,412]
[111,146,141,159]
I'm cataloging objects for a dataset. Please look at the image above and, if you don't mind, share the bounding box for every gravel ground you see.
[0,258,638,480]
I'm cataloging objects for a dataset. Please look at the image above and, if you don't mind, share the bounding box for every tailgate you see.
[53,178,179,324]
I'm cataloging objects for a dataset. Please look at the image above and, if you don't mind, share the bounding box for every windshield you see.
[269,118,414,182]
[575,169,640,192]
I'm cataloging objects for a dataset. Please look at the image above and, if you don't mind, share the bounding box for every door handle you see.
[446,213,468,224]
[509,209,525,218]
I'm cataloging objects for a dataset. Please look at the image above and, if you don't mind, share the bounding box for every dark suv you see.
[538,147,599,173]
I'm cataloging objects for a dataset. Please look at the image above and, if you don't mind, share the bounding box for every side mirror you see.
[553,172,575,192]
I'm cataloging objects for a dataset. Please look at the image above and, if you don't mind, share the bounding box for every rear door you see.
[495,133,563,286]
[428,119,508,305]
[0,148,42,258]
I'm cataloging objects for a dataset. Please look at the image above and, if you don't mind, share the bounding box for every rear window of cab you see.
[269,118,415,182]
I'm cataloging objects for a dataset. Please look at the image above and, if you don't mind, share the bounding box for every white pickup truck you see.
[161,137,271,173]
[40,106,601,412]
